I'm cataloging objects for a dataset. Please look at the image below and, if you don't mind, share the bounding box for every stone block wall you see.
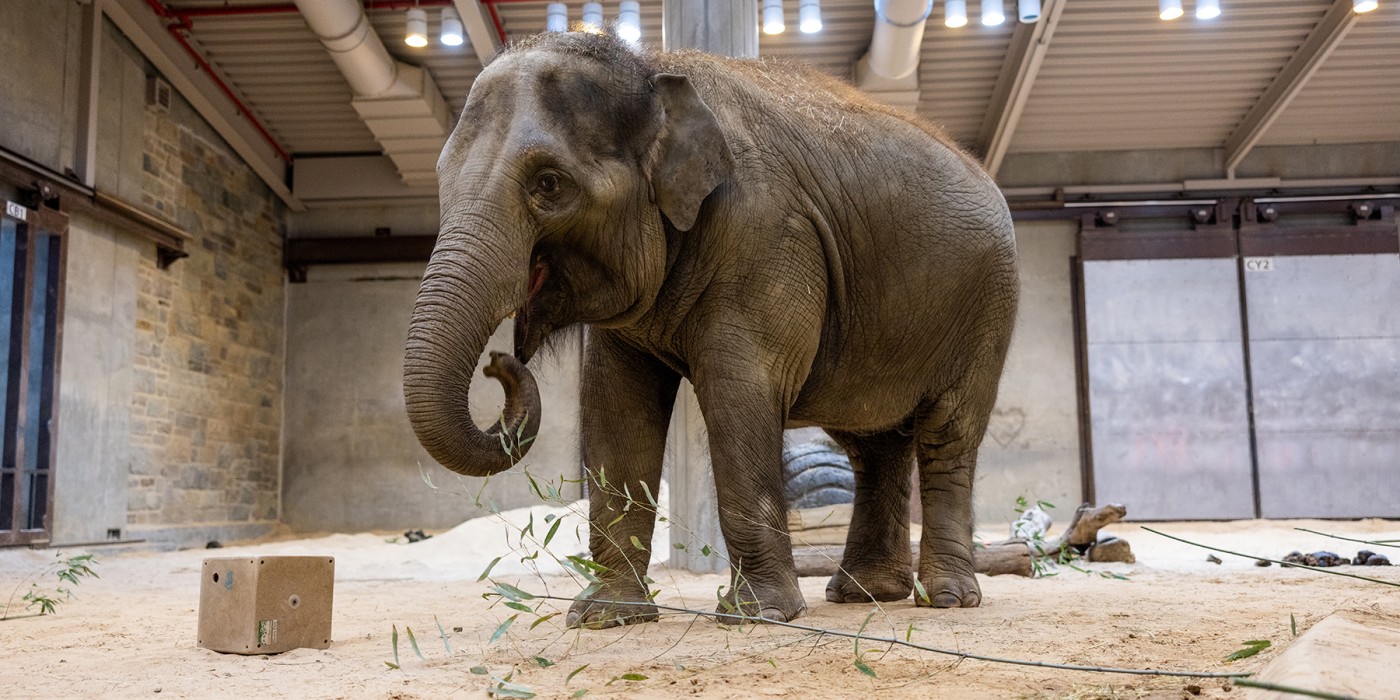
[123,98,285,536]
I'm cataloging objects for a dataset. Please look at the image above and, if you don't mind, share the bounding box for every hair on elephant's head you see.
[404,32,734,477]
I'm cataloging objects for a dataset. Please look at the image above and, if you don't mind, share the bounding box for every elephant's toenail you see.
[931,592,961,608]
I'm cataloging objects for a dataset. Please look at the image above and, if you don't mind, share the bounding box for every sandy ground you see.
[2,508,1398,700]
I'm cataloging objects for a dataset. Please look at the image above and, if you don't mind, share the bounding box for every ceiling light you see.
[982,0,1006,26]
[1353,0,1379,12]
[404,8,428,47]
[1018,0,1040,23]
[581,2,604,33]
[945,0,969,27]
[799,0,822,33]
[762,0,785,35]
[440,7,464,46]
[1160,0,1184,20]
[1196,0,1221,19]
[617,1,642,43]
[546,3,567,32]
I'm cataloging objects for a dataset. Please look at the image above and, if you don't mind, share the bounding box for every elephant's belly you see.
[786,368,930,432]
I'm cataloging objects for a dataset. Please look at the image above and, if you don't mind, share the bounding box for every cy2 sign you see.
[1244,257,1275,272]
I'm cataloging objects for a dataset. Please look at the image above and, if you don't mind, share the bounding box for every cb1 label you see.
[4,201,26,221]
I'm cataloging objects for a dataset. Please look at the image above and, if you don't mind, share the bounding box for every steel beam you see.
[105,0,301,209]
[977,0,1067,179]
[453,0,504,68]
[1222,0,1360,177]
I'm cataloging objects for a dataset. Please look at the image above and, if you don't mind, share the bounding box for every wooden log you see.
[792,541,1033,578]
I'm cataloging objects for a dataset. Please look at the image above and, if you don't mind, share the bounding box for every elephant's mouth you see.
[513,258,552,363]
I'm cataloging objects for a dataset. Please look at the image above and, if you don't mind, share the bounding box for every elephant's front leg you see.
[568,331,680,629]
[694,369,806,623]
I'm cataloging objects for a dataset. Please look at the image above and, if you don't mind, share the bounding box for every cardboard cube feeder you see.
[198,556,335,654]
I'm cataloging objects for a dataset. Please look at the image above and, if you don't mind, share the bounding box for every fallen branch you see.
[792,541,1032,578]
[1233,678,1360,700]
[1142,528,1400,588]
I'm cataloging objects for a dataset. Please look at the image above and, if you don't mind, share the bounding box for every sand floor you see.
[2,509,1397,700]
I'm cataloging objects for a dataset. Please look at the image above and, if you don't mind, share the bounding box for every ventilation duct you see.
[854,0,932,109]
[293,0,452,187]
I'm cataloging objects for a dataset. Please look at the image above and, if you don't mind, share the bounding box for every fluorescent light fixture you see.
[799,0,822,33]
[1353,0,1379,12]
[1018,0,1040,23]
[546,2,567,32]
[762,0,785,35]
[1160,0,1184,20]
[945,0,968,27]
[581,2,604,33]
[617,1,642,42]
[1195,0,1221,18]
[404,7,428,47]
[440,7,464,46]
[982,0,1006,25]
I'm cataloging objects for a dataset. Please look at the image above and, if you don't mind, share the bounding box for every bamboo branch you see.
[1293,528,1400,551]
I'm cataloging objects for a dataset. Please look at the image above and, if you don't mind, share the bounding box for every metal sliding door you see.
[1241,210,1400,518]
[1083,256,1256,520]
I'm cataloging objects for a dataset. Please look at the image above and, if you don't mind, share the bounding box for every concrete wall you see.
[974,220,1083,524]
[1,3,286,547]
[281,263,582,533]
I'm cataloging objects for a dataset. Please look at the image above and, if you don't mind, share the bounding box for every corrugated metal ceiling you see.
[160,0,1400,172]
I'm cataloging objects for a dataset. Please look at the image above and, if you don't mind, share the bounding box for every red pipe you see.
[142,0,291,162]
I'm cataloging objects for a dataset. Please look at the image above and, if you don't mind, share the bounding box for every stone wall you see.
[124,99,285,538]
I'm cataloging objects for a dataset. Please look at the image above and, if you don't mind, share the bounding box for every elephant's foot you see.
[825,561,914,604]
[916,554,982,608]
[566,585,659,629]
[716,579,807,623]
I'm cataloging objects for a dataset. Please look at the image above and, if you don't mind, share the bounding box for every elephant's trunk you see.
[404,228,542,476]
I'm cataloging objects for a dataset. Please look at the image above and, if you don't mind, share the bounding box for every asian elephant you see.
[403,32,1018,628]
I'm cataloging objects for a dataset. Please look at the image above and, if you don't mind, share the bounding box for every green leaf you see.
[489,614,519,645]
[523,512,535,539]
[529,612,559,630]
[533,656,555,668]
[640,481,659,508]
[701,545,713,557]
[1225,639,1272,662]
[606,513,625,529]
[434,615,453,654]
[607,673,648,685]
[489,680,536,699]
[405,625,425,660]
[470,666,489,675]
[854,610,875,655]
[566,664,590,684]
[570,691,588,699]
[912,579,931,605]
[854,658,877,678]
[905,622,915,642]
[478,556,503,582]
[544,517,563,548]
[629,535,646,551]
[391,624,401,669]
[384,661,399,669]
[490,583,535,601]
[505,601,533,613]
[1290,613,1297,638]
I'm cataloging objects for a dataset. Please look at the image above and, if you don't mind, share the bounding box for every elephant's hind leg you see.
[913,390,985,609]
[823,427,916,603]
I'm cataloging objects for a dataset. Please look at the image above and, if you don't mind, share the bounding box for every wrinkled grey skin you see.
[404,33,1018,628]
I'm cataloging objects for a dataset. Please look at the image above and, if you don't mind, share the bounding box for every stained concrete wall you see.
[282,263,582,533]
[974,220,1084,523]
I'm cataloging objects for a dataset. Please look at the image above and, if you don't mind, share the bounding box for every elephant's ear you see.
[648,73,734,232]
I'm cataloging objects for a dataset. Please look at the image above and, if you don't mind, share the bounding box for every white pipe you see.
[293,0,412,98]
[867,0,932,82]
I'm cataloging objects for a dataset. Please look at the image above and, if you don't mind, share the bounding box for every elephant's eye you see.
[536,172,561,195]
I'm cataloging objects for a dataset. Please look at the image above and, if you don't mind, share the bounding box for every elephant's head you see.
[404,32,734,476]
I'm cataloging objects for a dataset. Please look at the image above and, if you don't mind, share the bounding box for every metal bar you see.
[1069,254,1094,506]
[454,0,507,64]
[979,0,1067,178]
[1232,239,1263,520]
[1222,0,1360,177]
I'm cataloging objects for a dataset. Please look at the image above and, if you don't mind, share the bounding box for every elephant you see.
[403,31,1019,628]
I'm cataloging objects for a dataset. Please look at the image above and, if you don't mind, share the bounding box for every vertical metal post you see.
[73,0,105,187]
[661,0,756,573]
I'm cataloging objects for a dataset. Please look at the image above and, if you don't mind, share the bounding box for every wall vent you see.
[146,76,173,113]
